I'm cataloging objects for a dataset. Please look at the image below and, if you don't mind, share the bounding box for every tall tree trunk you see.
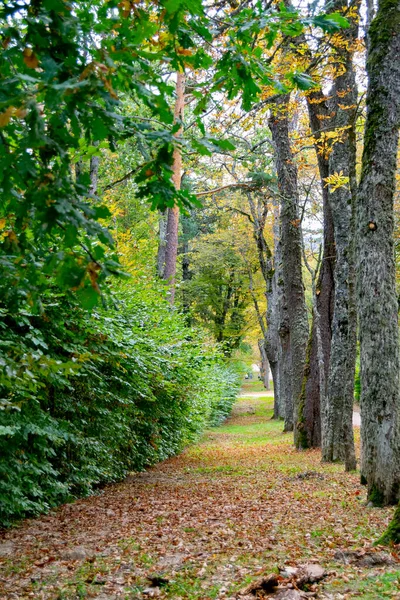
[322,2,359,470]
[298,243,326,449]
[89,154,100,196]
[297,90,335,448]
[163,71,185,303]
[245,192,282,417]
[269,202,285,420]
[258,339,271,390]
[285,0,335,449]
[247,264,271,392]
[356,0,400,505]
[269,95,309,440]
[181,212,192,317]
[157,210,168,277]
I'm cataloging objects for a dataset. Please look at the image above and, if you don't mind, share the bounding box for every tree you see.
[269,95,309,436]
[356,0,400,505]
[321,0,359,471]
[185,230,252,355]
[297,89,335,449]
[246,191,283,417]
[163,72,185,303]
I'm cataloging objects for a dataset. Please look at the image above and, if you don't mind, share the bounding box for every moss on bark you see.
[368,483,385,507]
[296,332,312,449]
[376,504,400,545]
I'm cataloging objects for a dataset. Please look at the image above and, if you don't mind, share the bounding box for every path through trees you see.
[0,386,397,599]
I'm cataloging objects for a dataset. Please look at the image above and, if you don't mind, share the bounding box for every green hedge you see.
[0,286,241,526]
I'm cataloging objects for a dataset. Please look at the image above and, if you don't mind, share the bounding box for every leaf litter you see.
[1,391,399,600]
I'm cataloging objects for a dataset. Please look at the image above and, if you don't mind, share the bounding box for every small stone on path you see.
[0,542,15,557]
[62,546,88,561]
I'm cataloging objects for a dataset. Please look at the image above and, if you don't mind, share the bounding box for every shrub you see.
[0,285,240,526]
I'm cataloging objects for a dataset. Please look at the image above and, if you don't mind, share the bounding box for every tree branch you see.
[195,182,255,197]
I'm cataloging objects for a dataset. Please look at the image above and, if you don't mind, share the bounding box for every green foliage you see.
[0,0,204,309]
[0,285,241,526]
[184,231,252,354]
[310,13,350,33]
[0,0,349,308]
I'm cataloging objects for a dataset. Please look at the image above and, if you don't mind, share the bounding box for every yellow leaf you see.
[15,107,27,118]
[324,171,350,192]
[23,48,39,69]
[0,218,6,230]
[0,107,14,127]
[177,48,193,56]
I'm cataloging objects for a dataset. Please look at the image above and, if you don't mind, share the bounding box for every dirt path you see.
[0,394,396,599]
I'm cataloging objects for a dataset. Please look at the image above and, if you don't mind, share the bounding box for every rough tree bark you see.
[322,1,359,470]
[271,201,285,420]
[157,210,168,277]
[278,275,293,429]
[163,71,185,304]
[285,0,338,449]
[180,213,192,316]
[258,340,270,390]
[89,154,100,196]
[245,193,281,411]
[356,0,400,505]
[296,90,335,448]
[300,242,327,451]
[269,95,309,438]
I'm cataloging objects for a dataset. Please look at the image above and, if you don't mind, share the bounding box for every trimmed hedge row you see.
[0,287,241,526]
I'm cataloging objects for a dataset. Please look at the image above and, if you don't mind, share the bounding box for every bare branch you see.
[195,182,254,197]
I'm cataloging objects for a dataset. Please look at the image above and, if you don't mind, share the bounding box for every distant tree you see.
[185,231,252,355]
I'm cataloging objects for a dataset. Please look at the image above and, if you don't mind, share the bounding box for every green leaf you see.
[93,206,111,220]
[76,286,99,310]
[0,426,20,436]
[290,72,317,91]
[209,138,236,151]
[312,13,350,33]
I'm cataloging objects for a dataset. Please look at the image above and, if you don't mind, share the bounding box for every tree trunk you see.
[269,95,309,440]
[279,315,292,430]
[356,0,400,505]
[157,210,168,277]
[322,2,358,470]
[258,339,270,390]
[245,192,282,417]
[298,244,326,449]
[298,90,335,448]
[270,203,285,420]
[89,155,100,196]
[181,212,193,317]
[163,71,185,303]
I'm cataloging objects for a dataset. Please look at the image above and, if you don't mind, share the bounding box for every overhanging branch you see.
[195,182,254,197]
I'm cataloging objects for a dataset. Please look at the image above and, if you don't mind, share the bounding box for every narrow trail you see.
[0,390,397,600]
[237,392,361,427]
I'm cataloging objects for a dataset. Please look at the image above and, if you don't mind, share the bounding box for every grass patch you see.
[324,570,400,599]
[241,380,269,393]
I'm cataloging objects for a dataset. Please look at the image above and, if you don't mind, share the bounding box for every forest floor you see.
[1,382,399,600]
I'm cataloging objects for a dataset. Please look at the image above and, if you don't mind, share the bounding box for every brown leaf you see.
[23,48,39,69]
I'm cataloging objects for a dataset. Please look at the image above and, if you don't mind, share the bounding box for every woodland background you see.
[0,0,399,541]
